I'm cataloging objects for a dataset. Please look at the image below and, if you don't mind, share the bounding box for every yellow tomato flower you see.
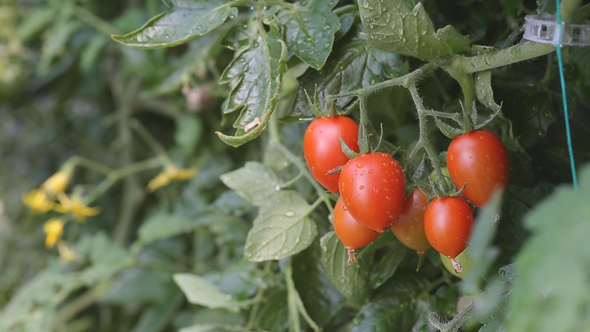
[22,189,55,214]
[146,165,198,193]
[43,218,64,248]
[54,193,101,222]
[42,171,70,195]
[57,242,78,262]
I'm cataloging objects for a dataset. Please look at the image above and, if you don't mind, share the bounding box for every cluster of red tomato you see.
[303,115,509,272]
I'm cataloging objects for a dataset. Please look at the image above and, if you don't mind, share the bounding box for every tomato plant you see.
[4,0,590,331]
[333,197,378,264]
[390,187,431,255]
[447,129,510,207]
[303,116,359,193]
[338,152,406,232]
[424,196,474,271]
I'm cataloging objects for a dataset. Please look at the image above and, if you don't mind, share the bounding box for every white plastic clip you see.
[523,14,590,47]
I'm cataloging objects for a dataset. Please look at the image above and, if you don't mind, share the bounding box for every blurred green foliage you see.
[1,0,590,332]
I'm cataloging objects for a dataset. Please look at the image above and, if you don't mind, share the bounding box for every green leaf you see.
[292,241,344,326]
[462,191,502,295]
[221,24,253,51]
[217,28,287,146]
[254,290,289,331]
[173,274,240,313]
[75,233,131,285]
[244,191,317,262]
[112,0,237,48]
[180,324,243,332]
[370,241,408,289]
[351,272,430,332]
[220,162,281,206]
[335,9,356,40]
[138,213,197,245]
[475,70,502,114]
[175,114,203,152]
[359,0,470,60]
[276,0,340,69]
[320,231,370,304]
[147,36,215,96]
[39,21,79,74]
[285,28,402,121]
[507,165,590,332]
[263,140,292,172]
[80,34,109,72]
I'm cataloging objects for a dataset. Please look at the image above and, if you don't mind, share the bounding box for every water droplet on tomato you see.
[359,185,365,190]
[373,188,378,194]
[356,162,364,168]
[369,169,374,174]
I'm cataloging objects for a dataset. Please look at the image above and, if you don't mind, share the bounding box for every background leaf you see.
[507,165,590,332]
[284,28,402,121]
[276,0,340,69]
[359,0,470,59]
[174,274,241,313]
[320,232,370,304]
[112,0,237,48]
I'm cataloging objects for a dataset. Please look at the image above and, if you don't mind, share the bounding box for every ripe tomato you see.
[333,197,378,264]
[339,153,406,232]
[446,129,509,207]
[440,249,472,278]
[424,196,473,267]
[390,187,431,255]
[303,116,359,193]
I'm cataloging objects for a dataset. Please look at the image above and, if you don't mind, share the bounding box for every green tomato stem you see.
[446,72,475,132]
[83,158,162,204]
[406,82,450,195]
[326,59,449,102]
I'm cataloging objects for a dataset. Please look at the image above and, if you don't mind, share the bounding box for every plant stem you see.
[72,5,118,35]
[446,72,475,131]
[406,82,449,194]
[275,143,334,214]
[430,300,476,332]
[65,156,112,175]
[326,59,450,102]
[129,119,173,165]
[83,158,162,204]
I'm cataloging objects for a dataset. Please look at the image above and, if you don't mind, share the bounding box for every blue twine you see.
[555,0,578,189]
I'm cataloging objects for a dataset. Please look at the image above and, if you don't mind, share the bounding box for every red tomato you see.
[303,116,359,193]
[338,153,406,232]
[447,129,509,207]
[424,196,473,259]
[390,187,431,255]
[333,197,378,250]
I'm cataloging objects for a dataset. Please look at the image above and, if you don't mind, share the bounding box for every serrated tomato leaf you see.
[284,28,402,121]
[276,0,340,69]
[359,0,470,59]
[244,191,317,262]
[112,0,237,49]
[217,28,288,146]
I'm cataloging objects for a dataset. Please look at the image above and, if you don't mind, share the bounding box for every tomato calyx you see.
[304,88,338,118]
[431,101,503,139]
